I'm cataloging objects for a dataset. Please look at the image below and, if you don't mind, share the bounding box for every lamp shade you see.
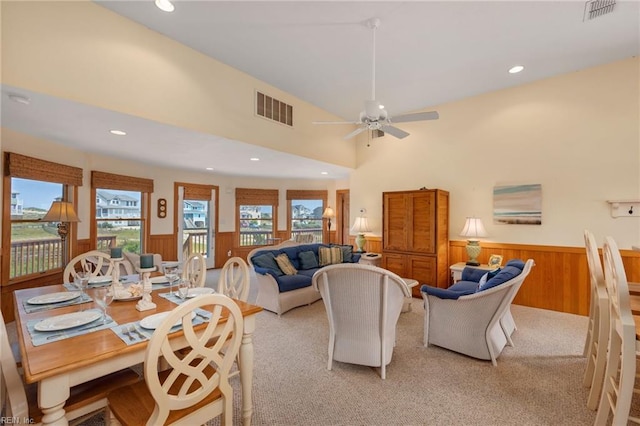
[42,201,80,223]
[351,217,372,234]
[322,207,335,219]
[459,217,487,239]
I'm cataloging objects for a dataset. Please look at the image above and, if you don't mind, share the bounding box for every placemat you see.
[113,310,210,346]
[26,309,117,346]
[63,280,169,292]
[23,293,93,314]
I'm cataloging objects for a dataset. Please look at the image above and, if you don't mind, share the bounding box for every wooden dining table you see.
[14,283,262,426]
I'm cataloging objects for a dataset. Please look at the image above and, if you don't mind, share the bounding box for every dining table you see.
[13,280,262,426]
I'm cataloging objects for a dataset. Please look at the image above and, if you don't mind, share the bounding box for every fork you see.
[121,326,135,342]
[128,325,145,340]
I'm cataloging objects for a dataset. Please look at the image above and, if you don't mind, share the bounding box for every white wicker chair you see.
[183,253,206,287]
[63,250,114,284]
[422,259,534,366]
[312,263,410,379]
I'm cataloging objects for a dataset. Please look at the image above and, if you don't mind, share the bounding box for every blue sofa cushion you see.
[251,253,283,276]
[298,267,321,278]
[280,246,301,270]
[276,274,312,293]
[477,268,502,291]
[479,265,523,292]
[420,284,475,300]
[298,250,319,269]
[449,280,479,293]
[461,267,489,283]
[505,259,526,270]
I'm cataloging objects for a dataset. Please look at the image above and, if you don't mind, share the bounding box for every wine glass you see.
[74,271,90,310]
[165,265,179,296]
[94,286,114,324]
[177,278,190,301]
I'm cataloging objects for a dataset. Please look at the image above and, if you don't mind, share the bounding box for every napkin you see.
[23,293,93,314]
[27,309,117,346]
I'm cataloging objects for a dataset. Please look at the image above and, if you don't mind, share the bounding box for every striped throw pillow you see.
[319,247,343,266]
[275,253,298,275]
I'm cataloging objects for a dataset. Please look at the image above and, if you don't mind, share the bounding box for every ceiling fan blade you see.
[343,126,367,140]
[312,120,361,125]
[381,125,410,139]
[390,111,439,123]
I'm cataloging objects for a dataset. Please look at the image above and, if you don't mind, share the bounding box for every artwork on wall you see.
[493,184,542,225]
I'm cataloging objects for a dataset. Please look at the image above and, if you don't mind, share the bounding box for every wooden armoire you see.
[381,189,450,296]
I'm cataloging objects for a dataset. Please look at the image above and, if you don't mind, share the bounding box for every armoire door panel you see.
[408,256,437,296]
[409,193,436,254]
[382,253,407,277]
[383,193,408,251]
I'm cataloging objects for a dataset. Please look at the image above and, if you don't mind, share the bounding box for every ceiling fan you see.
[313,17,439,140]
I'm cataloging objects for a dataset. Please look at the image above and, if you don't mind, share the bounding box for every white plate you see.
[27,291,81,305]
[89,276,112,285]
[162,261,180,269]
[140,311,196,330]
[34,311,102,332]
[186,287,215,298]
[150,276,169,285]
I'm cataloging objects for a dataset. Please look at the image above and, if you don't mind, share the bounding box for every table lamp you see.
[459,217,487,266]
[42,201,80,266]
[322,206,335,243]
[351,216,372,253]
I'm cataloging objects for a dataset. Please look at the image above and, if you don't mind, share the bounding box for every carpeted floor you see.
[29,269,601,425]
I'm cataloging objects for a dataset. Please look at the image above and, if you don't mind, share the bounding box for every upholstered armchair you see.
[312,263,411,379]
[421,259,534,366]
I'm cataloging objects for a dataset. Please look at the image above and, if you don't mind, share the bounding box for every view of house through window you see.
[96,189,143,254]
[10,178,64,278]
[239,205,273,246]
[183,199,210,260]
[290,199,324,243]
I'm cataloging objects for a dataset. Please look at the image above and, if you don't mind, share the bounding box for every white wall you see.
[350,58,640,248]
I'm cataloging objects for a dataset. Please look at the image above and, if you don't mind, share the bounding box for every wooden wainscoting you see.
[346,235,383,254]
[148,234,176,262]
[450,240,640,316]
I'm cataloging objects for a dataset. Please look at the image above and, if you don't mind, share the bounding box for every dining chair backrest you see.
[594,237,638,425]
[218,257,250,302]
[183,253,206,287]
[145,294,243,425]
[63,250,113,284]
[583,229,610,409]
[0,310,29,420]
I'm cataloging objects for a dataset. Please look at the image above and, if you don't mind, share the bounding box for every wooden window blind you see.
[235,188,279,206]
[91,171,154,193]
[286,190,328,200]
[5,152,82,186]
[184,184,215,201]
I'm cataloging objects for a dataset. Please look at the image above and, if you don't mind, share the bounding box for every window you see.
[91,171,153,256]
[286,190,327,243]
[2,152,83,283]
[236,188,278,247]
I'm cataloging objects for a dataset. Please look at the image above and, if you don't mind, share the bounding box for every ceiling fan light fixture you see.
[155,0,175,13]
[109,129,126,136]
[509,65,524,74]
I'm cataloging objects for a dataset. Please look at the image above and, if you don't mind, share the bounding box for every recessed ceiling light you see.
[155,0,175,12]
[205,167,214,171]
[250,157,260,161]
[8,94,30,105]
[321,172,328,175]
[109,130,126,136]
[509,65,524,74]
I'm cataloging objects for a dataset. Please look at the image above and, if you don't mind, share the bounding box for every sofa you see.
[247,240,361,315]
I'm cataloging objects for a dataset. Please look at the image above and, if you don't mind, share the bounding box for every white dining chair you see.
[107,294,243,425]
[583,230,610,410]
[0,310,139,425]
[183,253,206,287]
[218,257,250,302]
[594,237,640,425]
[63,250,114,284]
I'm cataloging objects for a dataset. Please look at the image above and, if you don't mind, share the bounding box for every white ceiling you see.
[2,1,639,179]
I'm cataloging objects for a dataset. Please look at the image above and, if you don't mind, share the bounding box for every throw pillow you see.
[298,250,319,269]
[333,244,353,262]
[319,247,343,266]
[478,268,501,291]
[275,253,298,275]
[251,252,284,276]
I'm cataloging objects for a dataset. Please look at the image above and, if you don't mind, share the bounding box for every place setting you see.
[158,278,215,305]
[113,309,211,345]
[23,290,93,314]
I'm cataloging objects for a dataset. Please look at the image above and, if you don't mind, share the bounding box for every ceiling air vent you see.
[583,0,616,21]
[256,91,293,127]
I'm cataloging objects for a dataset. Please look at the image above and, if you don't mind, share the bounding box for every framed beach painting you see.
[493,184,542,225]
